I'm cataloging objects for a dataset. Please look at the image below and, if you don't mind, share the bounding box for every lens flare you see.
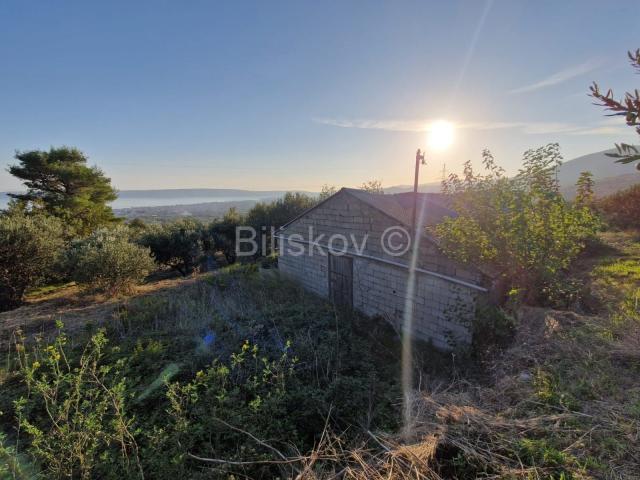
[427,120,454,151]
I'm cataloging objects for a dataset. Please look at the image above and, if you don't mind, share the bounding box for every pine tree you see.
[8,147,119,235]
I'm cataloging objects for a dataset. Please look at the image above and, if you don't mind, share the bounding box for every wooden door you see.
[329,254,353,308]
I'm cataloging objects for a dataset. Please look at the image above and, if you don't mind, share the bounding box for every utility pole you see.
[412,149,425,234]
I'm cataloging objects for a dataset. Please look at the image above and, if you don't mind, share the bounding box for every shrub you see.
[14,326,143,479]
[472,305,516,356]
[139,219,205,275]
[146,340,297,478]
[434,144,600,304]
[0,212,64,311]
[597,183,640,230]
[66,226,154,294]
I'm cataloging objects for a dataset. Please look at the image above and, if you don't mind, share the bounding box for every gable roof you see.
[341,188,456,228]
[279,187,456,232]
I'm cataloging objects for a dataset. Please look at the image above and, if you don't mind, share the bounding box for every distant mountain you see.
[385,148,639,198]
[556,148,638,186]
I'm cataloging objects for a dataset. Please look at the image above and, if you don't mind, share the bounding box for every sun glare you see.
[427,120,454,151]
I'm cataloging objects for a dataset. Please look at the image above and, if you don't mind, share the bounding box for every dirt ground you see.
[0,274,205,352]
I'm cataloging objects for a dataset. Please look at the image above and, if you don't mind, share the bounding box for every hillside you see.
[1,231,639,478]
[556,148,638,186]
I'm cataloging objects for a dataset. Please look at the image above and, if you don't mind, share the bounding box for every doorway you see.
[329,254,353,308]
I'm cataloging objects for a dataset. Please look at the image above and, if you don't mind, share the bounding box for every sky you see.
[0,0,638,191]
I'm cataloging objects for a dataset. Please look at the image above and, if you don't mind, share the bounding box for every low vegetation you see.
[64,226,155,294]
[0,266,411,479]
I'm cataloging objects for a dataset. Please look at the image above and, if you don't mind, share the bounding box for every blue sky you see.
[0,0,638,191]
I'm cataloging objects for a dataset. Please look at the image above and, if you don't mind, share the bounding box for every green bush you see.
[139,219,206,275]
[14,326,143,479]
[145,340,297,478]
[0,212,64,311]
[65,226,154,294]
[434,144,600,304]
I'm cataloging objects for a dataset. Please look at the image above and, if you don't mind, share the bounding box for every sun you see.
[427,120,454,151]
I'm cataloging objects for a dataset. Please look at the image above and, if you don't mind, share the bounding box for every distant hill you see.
[556,148,638,187]
[116,188,302,200]
[384,182,441,195]
[385,148,639,198]
[1,188,316,210]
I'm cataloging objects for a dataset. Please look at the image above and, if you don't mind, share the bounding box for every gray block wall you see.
[278,190,483,350]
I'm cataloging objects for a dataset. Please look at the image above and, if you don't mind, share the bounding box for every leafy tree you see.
[244,192,317,256]
[590,48,640,168]
[139,219,206,275]
[8,147,119,235]
[434,144,599,303]
[361,179,384,194]
[0,212,64,310]
[65,226,154,294]
[575,171,595,208]
[319,184,338,200]
[246,192,316,230]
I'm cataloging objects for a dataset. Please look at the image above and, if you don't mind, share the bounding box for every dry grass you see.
[274,306,638,479]
[0,274,204,352]
[185,300,639,479]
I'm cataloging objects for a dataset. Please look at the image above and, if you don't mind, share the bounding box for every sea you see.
[0,191,276,210]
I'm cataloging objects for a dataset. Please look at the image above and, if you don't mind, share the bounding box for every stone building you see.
[275,188,491,350]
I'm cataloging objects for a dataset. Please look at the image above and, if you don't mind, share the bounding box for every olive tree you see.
[0,213,64,310]
[65,226,154,294]
[139,219,206,275]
